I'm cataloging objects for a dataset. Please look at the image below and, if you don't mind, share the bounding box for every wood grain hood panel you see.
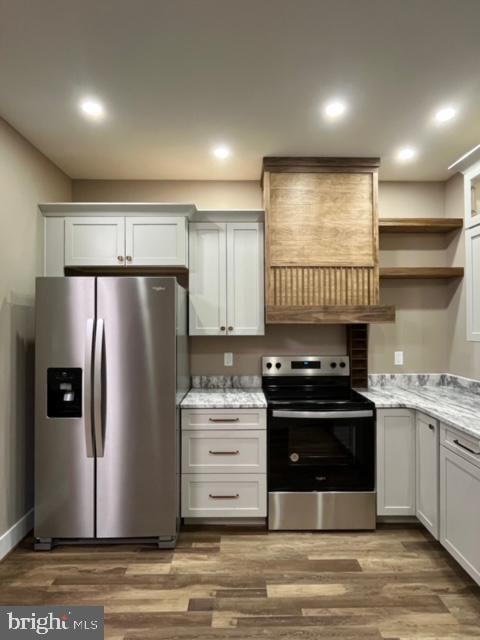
[262,157,395,324]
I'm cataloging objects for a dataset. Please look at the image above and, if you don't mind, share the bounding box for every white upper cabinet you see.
[65,217,125,266]
[376,409,416,516]
[226,223,264,335]
[42,204,193,273]
[466,225,480,341]
[415,412,439,539]
[125,216,187,266]
[189,222,264,336]
[189,223,227,336]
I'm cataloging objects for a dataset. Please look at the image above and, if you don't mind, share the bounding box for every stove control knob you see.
[330,362,337,369]
[339,362,346,368]
[266,362,272,370]
[275,362,282,369]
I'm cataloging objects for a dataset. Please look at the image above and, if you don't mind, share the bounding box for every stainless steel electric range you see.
[262,355,376,531]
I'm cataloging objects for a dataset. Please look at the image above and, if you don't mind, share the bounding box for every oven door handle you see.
[271,410,374,419]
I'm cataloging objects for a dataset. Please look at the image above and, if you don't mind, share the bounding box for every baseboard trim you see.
[0,509,33,561]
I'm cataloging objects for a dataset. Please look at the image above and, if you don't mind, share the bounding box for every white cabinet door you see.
[189,223,227,336]
[226,223,264,335]
[65,217,125,266]
[466,226,480,341]
[416,412,439,538]
[440,445,480,584]
[376,409,416,516]
[125,216,187,267]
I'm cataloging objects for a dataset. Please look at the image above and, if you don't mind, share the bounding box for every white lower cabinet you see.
[415,412,439,538]
[376,409,416,516]
[182,430,266,474]
[440,440,480,583]
[181,408,267,519]
[181,474,267,518]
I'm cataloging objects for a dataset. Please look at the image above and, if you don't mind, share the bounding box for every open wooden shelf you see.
[380,267,464,280]
[379,218,463,233]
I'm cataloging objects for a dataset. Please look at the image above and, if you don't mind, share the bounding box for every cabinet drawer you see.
[182,430,266,473]
[182,409,266,430]
[181,474,267,517]
[441,424,480,469]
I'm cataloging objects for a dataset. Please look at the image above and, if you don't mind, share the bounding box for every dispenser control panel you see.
[47,368,82,418]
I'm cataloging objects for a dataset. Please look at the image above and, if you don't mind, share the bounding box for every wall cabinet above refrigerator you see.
[40,203,195,274]
[188,222,265,336]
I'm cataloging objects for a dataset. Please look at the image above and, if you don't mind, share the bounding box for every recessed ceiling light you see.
[212,145,232,159]
[397,146,417,162]
[434,106,457,124]
[323,99,347,119]
[79,98,105,120]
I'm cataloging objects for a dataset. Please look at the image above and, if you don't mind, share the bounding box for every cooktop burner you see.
[262,355,373,412]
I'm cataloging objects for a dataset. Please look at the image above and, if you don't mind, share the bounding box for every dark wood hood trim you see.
[262,156,381,179]
[266,304,395,324]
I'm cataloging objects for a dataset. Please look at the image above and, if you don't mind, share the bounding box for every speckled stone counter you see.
[181,389,267,409]
[359,374,480,440]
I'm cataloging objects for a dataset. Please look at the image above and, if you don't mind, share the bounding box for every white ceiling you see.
[1,0,480,181]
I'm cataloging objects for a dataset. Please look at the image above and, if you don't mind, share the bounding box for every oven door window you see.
[268,415,375,492]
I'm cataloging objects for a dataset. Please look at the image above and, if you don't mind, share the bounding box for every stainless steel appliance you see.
[263,356,376,530]
[34,277,189,549]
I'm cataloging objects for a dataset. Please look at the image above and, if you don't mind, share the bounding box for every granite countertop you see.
[360,375,480,440]
[181,388,267,409]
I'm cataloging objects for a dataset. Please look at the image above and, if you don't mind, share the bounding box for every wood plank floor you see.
[1,525,479,639]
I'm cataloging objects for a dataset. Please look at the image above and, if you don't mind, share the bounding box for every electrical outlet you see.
[394,351,404,366]
[224,352,233,367]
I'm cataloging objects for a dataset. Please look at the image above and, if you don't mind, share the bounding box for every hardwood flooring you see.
[1,525,479,639]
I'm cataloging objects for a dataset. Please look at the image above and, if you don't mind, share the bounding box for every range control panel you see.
[262,356,350,377]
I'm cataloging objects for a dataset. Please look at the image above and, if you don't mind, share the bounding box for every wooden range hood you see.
[262,157,395,324]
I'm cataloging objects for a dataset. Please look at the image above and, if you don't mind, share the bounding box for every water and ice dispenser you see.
[47,368,83,418]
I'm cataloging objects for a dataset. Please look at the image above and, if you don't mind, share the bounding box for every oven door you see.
[268,409,375,492]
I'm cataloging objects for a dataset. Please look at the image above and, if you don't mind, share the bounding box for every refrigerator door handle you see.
[84,318,95,458]
[94,318,105,457]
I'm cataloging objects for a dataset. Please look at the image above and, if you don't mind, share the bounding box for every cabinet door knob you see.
[220,326,226,331]
[428,424,435,431]
[117,255,124,263]
[228,326,234,331]
[126,255,132,262]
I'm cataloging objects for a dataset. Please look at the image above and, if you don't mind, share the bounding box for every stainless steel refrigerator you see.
[34,277,189,549]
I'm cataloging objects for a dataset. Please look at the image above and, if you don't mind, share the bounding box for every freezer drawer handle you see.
[453,438,480,456]
[209,493,240,499]
[94,318,105,457]
[84,318,95,458]
[209,418,240,423]
[209,450,240,455]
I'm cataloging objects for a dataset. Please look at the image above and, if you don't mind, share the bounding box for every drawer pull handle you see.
[209,450,240,455]
[209,418,240,423]
[209,493,240,499]
[453,439,480,456]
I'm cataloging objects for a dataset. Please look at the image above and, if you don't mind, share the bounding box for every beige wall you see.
[371,181,451,373]
[73,179,261,210]
[0,119,71,539]
[74,178,454,376]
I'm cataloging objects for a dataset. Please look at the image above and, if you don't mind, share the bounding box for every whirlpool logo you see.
[0,607,104,638]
